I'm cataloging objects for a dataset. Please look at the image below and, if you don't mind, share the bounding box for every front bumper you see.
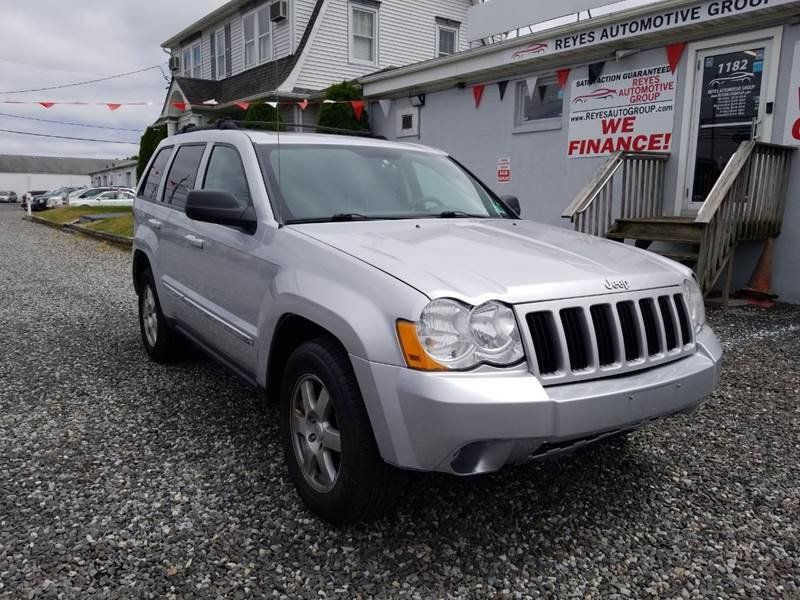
[352,326,722,475]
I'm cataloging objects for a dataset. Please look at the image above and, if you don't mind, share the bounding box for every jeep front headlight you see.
[396,299,525,371]
[682,278,706,333]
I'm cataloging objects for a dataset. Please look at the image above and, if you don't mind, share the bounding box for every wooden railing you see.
[695,141,794,294]
[561,151,670,236]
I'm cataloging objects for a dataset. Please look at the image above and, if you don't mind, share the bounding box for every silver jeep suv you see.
[133,127,722,524]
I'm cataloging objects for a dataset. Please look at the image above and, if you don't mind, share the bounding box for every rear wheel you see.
[137,268,184,363]
[280,338,402,524]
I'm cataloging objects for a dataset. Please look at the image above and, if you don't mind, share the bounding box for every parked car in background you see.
[21,190,47,209]
[133,128,722,524]
[0,191,18,203]
[68,187,113,205]
[92,190,135,207]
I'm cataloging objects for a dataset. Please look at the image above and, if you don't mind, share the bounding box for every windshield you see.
[257,144,513,223]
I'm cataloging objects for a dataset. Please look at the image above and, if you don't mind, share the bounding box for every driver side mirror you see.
[501,195,521,217]
[185,190,257,231]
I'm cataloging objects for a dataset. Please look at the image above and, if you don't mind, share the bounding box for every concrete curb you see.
[24,215,133,249]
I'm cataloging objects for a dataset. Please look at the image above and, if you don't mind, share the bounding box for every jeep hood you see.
[291,219,689,304]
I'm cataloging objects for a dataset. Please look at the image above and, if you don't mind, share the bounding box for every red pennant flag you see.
[106,103,122,111]
[39,102,55,109]
[171,101,187,112]
[298,99,309,110]
[666,42,687,74]
[472,84,485,108]
[556,69,570,89]
[234,101,250,110]
[350,100,365,120]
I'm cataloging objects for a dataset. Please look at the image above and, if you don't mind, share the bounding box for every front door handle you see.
[147,218,162,230]
[185,234,204,249]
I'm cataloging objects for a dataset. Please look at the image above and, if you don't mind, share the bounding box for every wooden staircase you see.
[606,217,703,267]
[562,142,795,303]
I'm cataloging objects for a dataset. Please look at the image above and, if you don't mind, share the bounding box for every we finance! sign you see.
[567,65,676,158]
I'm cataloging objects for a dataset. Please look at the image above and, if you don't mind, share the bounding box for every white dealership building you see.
[363,0,800,303]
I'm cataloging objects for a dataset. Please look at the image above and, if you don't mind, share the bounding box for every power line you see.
[0,111,143,132]
[0,128,138,145]
[0,65,166,95]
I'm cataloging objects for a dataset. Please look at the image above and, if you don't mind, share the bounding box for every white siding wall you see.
[0,174,91,196]
[295,0,318,52]
[295,0,471,91]
[172,2,299,83]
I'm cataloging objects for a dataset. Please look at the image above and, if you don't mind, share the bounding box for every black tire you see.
[280,337,402,524]
[137,268,184,363]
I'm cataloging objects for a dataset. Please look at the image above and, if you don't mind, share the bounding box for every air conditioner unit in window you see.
[169,56,181,72]
[270,0,288,22]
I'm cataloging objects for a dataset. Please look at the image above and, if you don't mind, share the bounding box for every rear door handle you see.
[185,234,204,249]
[147,218,162,230]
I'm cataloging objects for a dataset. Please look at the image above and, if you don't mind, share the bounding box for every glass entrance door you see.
[686,45,769,205]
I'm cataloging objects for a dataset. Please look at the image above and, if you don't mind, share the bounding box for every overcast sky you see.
[0,0,225,159]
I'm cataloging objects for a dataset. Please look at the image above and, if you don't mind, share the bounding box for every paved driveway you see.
[1,205,798,599]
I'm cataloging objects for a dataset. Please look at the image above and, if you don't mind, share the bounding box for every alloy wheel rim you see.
[289,374,342,493]
[142,286,158,347]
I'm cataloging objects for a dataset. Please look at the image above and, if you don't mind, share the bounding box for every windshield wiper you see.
[330,212,371,222]
[437,210,490,219]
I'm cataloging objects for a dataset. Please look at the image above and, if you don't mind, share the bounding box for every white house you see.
[156,0,475,133]
[89,159,138,188]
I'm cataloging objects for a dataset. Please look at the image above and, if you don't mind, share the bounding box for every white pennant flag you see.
[378,99,392,117]
[323,99,336,104]
[266,101,278,108]
[525,76,538,99]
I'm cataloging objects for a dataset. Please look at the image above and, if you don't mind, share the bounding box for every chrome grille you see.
[519,290,695,385]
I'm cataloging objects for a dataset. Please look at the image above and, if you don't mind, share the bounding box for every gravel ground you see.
[1,205,798,599]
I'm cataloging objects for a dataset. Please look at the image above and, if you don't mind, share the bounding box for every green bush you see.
[243,103,284,131]
[317,81,369,134]
[136,125,167,179]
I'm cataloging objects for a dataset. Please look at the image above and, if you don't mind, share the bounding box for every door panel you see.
[683,38,775,210]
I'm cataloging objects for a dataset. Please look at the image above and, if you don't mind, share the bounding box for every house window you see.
[350,4,377,64]
[515,77,563,125]
[396,107,419,138]
[243,6,272,67]
[437,26,457,57]
[215,27,226,80]
[181,42,201,78]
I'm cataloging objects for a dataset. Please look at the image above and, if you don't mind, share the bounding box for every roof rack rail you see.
[175,120,385,139]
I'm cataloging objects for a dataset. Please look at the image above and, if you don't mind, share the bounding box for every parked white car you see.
[91,190,135,207]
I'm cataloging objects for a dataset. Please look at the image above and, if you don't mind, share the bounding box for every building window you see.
[437,26,457,57]
[350,4,377,64]
[215,27,226,80]
[515,77,563,126]
[396,107,419,138]
[181,42,201,78]
[243,6,272,67]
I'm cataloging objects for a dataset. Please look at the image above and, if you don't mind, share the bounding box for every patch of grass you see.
[82,213,134,238]
[34,206,132,225]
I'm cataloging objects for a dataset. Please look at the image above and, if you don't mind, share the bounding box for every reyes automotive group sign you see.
[567,65,676,158]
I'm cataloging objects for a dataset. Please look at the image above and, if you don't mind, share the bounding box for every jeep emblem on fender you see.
[604,278,631,291]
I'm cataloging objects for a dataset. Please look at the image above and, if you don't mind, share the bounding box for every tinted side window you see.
[203,145,251,205]
[141,147,172,202]
[164,145,205,209]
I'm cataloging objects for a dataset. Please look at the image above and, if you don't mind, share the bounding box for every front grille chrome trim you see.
[516,287,695,386]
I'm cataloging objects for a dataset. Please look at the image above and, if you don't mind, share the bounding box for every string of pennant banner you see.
[0,43,686,116]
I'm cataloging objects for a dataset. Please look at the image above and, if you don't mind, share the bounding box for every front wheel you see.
[280,338,402,524]
[137,268,185,363]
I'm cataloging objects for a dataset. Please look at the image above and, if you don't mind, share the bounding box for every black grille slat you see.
[674,294,692,346]
[639,299,662,356]
[560,308,589,371]
[617,301,640,362]
[658,296,679,351]
[590,305,616,366]
[526,312,559,375]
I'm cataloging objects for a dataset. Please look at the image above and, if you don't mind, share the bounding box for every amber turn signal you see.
[396,320,447,371]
